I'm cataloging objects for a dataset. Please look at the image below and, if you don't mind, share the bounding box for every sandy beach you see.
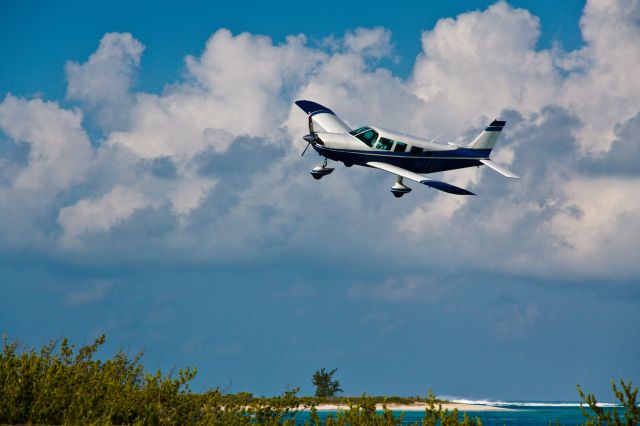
[311,402,509,412]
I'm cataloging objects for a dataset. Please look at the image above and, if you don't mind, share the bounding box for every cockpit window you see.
[349,127,368,135]
[375,137,393,151]
[349,127,379,147]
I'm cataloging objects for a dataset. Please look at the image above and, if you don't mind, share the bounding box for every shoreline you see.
[308,402,509,412]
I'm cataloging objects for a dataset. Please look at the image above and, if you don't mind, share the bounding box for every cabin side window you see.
[349,127,378,147]
[409,146,423,155]
[374,137,393,151]
[394,141,407,152]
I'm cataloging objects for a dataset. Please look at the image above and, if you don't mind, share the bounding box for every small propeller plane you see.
[295,100,520,197]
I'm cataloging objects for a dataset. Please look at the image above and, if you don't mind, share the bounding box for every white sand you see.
[310,402,509,412]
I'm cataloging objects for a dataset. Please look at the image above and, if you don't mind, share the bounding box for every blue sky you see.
[1,0,583,97]
[1,0,639,401]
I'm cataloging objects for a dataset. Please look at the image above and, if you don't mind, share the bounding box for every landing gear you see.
[390,176,412,198]
[310,157,334,180]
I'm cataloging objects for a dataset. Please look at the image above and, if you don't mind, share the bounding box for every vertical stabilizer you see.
[467,119,506,150]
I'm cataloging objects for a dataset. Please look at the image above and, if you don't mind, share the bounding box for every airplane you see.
[295,100,520,197]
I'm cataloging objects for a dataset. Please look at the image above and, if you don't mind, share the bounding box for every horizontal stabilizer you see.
[367,162,475,196]
[480,159,521,178]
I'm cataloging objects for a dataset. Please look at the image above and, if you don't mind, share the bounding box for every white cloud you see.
[167,177,215,216]
[0,95,93,249]
[0,95,92,191]
[562,0,640,152]
[66,32,144,131]
[106,30,324,160]
[410,1,562,136]
[344,27,392,58]
[1,0,639,282]
[544,177,640,279]
[57,185,149,246]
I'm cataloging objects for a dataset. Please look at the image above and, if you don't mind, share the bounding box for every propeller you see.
[300,140,311,157]
[300,114,316,158]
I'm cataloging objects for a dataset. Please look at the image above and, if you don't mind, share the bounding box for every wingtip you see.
[421,179,476,195]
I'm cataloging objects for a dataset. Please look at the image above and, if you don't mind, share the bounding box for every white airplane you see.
[295,100,520,197]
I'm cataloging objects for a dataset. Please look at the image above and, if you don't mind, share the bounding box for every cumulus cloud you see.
[66,32,144,131]
[57,185,150,247]
[410,1,561,135]
[105,30,324,160]
[562,0,640,151]
[0,0,639,283]
[0,95,93,249]
[0,95,92,190]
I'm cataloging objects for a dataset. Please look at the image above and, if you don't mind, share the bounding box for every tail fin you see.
[467,119,506,150]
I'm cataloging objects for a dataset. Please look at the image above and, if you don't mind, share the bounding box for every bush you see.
[578,379,639,426]
[6,333,636,425]
[0,333,483,426]
[0,334,197,425]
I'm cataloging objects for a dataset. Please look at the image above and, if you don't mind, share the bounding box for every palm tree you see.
[312,368,343,398]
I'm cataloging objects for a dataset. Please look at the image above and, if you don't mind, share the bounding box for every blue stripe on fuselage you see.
[313,146,487,174]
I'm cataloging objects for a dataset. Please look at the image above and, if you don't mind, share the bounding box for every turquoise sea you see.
[290,402,619,425]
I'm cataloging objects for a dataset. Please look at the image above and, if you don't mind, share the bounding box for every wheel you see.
[392,192,404,198]
[344,162,353,167]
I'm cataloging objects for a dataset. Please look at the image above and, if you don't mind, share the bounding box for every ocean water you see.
[290,401,620,425]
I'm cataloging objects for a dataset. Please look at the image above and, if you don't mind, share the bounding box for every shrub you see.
[578,379,639,426]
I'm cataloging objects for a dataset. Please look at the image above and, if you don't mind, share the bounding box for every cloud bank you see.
[1,0,639,282]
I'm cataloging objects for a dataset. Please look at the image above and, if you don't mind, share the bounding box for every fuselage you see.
[312,126,491,174]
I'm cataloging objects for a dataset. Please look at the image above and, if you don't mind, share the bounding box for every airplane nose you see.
[303,133,324,145]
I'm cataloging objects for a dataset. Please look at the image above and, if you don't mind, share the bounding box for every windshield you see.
[349,127,379,147]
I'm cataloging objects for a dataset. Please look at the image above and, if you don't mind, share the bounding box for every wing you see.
[367,162,475,195]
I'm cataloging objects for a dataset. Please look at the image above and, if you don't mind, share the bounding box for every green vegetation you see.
[0,334,637,425]
[577,379,639,426]
[307,390,481,426]
[311,368,342,398]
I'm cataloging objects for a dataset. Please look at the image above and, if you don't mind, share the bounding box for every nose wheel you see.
[310,157,334,180]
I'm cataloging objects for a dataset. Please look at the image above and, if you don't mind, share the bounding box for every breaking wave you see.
[449,399,619,408]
